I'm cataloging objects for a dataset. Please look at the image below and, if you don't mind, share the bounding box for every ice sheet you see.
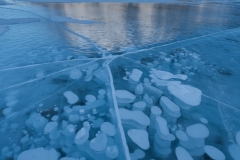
[1,1,240,160]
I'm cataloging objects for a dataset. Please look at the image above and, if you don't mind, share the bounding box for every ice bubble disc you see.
[228,144,240,160]
[236,131,240,146]
[69,69,82,80]
[176,130,188,141]
[128,129,150,150]
[64,91,79,104]
[44,122,58,134]
[101,122,116,136]
[204,145,225,160]
[85,95,96,102]
[175,147,193,160]
[186,123,209,139]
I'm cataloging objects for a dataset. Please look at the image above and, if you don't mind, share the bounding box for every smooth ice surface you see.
[128,129,149,150]
[0,26,9,36]
[175,147,193,160]
[17,147,58,160]
[204,145,226,160]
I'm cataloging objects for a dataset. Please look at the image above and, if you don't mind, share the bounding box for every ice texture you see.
[17,147,58,160]
[128,129,149,150]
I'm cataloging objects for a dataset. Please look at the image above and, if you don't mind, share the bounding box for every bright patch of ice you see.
[186,123,209,139]
[64,91,79,104]
[0,18,39,25]
[50,15,98,24]
[151,69,188,80]
[0,26,9,36]
[167,82,202,106]
[204,145,225,160]
[175,147,193,160]
[17,147,58,160]
[128,129,150,150]
[69,69,82,79]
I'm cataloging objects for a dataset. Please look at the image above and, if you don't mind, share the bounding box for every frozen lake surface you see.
[0,0,240,159]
